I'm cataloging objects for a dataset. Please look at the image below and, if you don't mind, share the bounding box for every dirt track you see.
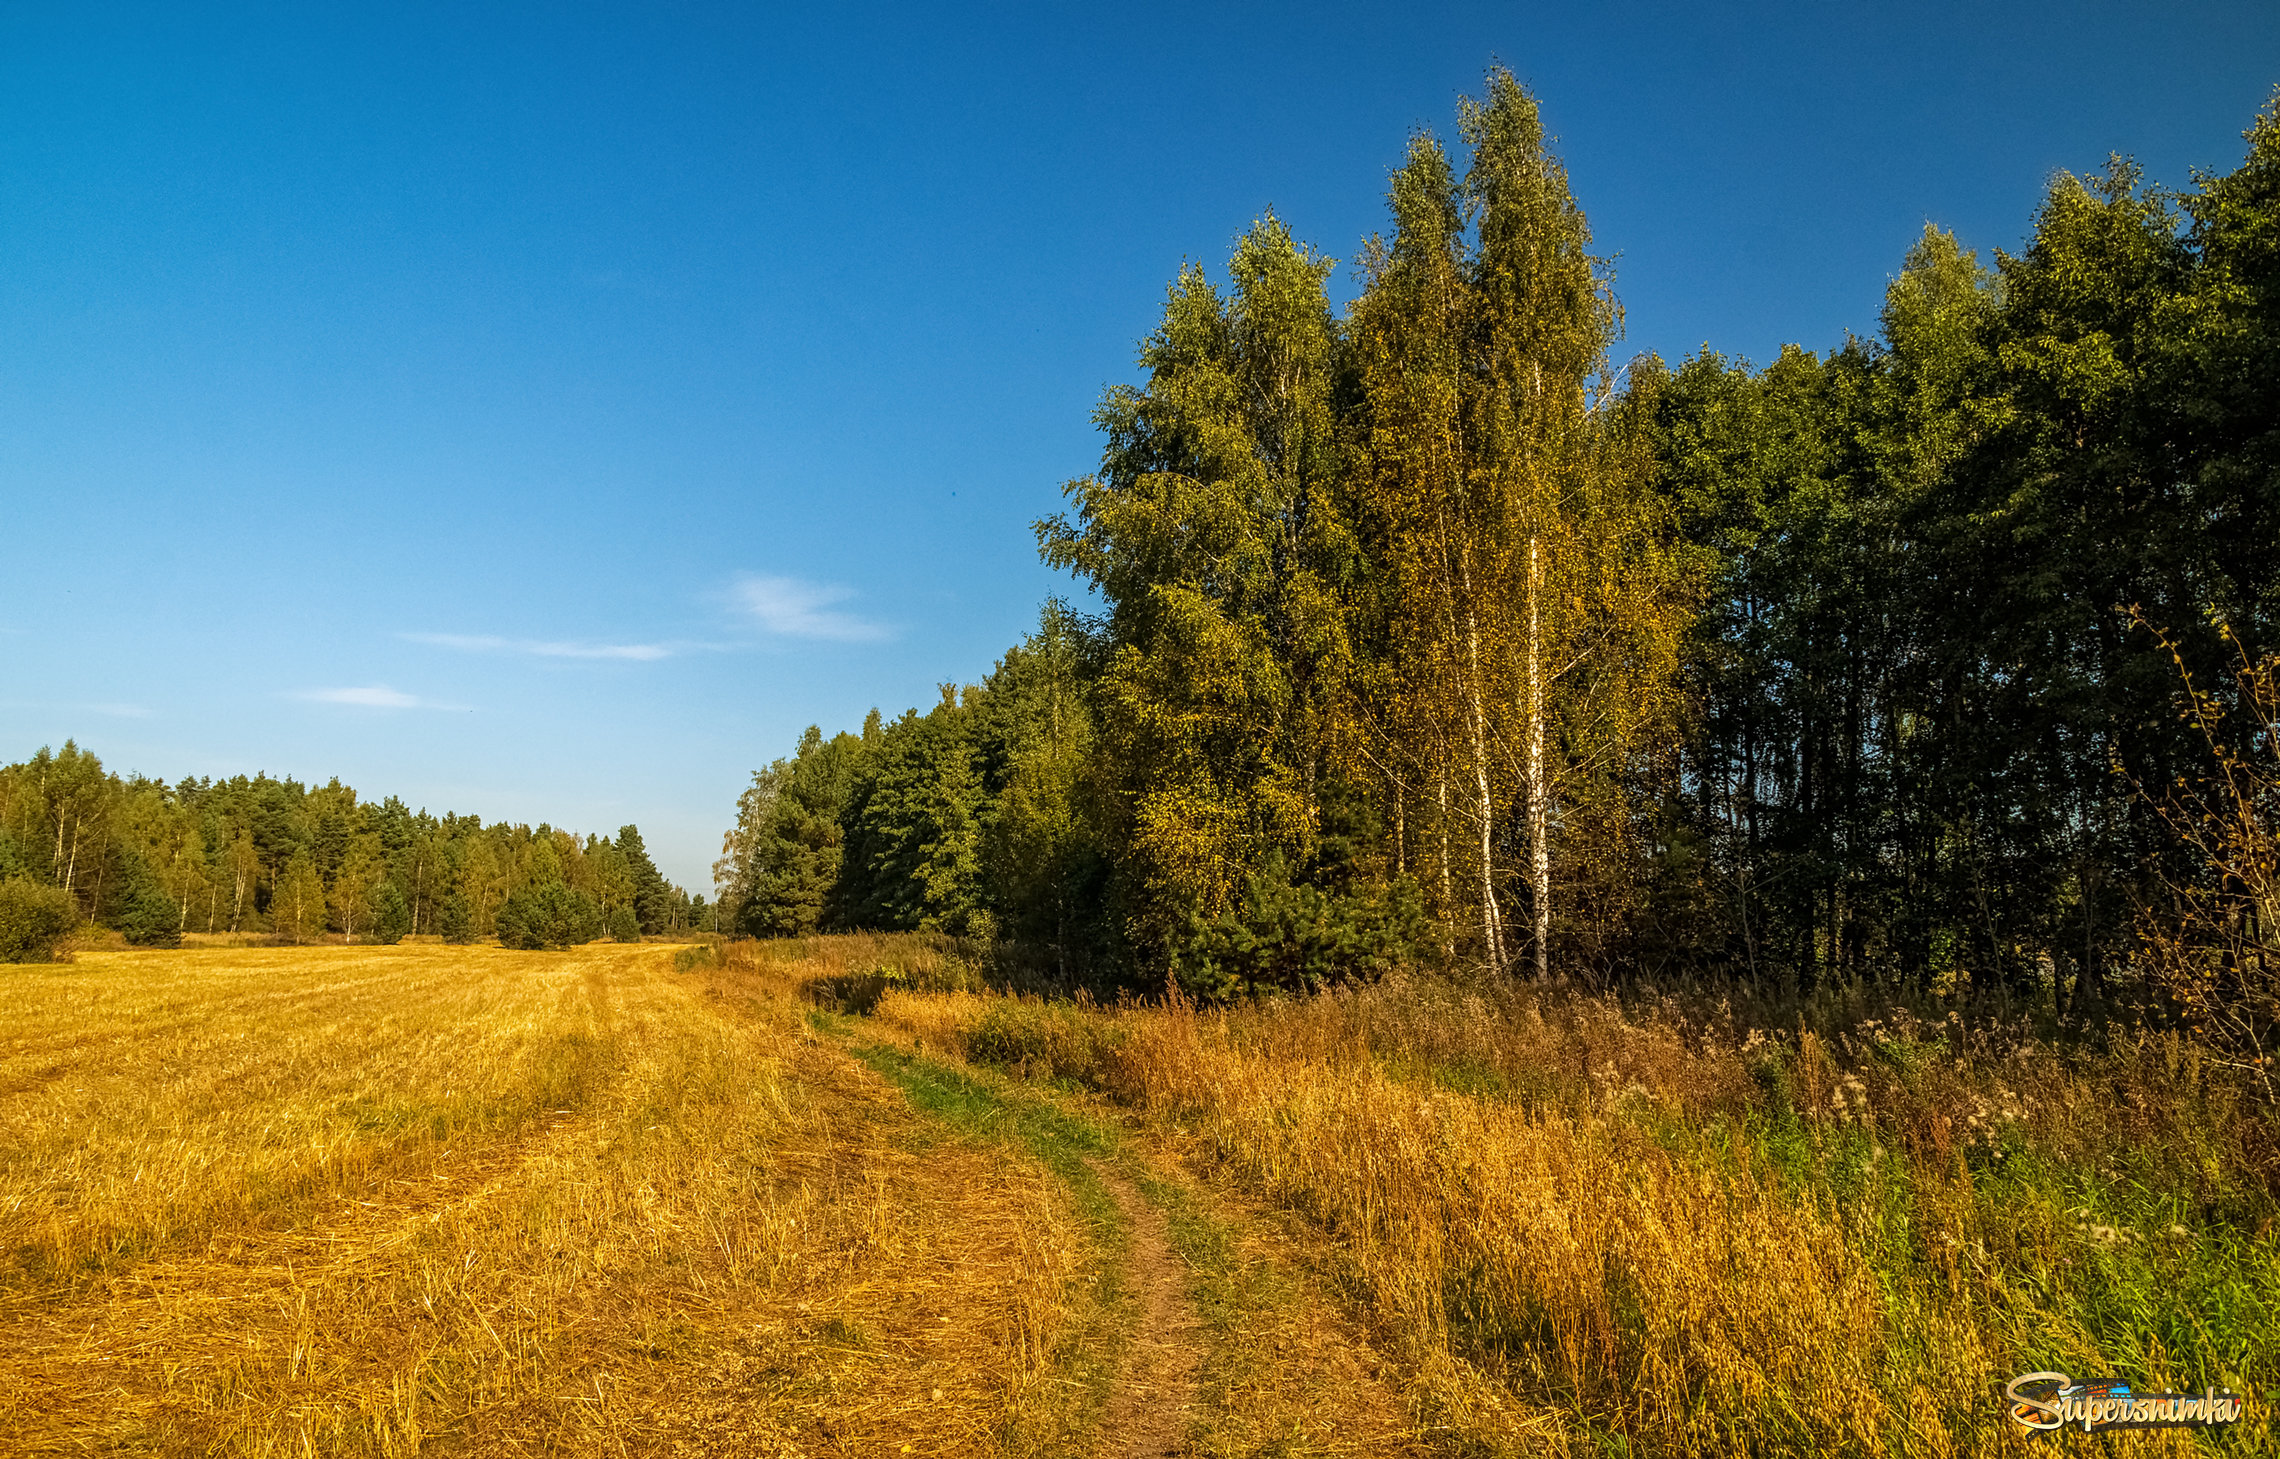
[1093,1163,1205,1458]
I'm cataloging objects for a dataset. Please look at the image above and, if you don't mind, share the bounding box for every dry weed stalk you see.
[2130,611,2280,1102]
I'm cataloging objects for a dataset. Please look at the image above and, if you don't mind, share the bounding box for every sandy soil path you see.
[1093,1163,1205,1458]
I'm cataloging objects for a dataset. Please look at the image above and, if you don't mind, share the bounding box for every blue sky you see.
[3,2,2276,890]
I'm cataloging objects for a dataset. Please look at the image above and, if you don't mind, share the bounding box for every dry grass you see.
[1097,1006,1894,1455]
[0,942,1093,1456]
[21,936,2262,1456]
[875,972,2280,1457]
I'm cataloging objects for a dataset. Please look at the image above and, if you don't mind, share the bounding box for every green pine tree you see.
[615,824,672,933]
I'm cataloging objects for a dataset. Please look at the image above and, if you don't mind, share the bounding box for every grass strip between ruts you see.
[822,1005,1467,1458]
[820,1017,1140,1452]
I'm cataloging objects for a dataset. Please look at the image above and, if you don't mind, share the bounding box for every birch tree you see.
[1347,71,1691,978]
[1346,133,1477,959]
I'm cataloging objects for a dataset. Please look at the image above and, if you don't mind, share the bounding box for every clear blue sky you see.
[4,2,2276,890]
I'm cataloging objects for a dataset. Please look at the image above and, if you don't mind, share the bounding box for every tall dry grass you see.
[875,971,2279,1456]
[1,942,1092,1456]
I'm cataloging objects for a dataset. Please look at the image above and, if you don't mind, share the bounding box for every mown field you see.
[0,940,1414,1457]
[3,936,2273,1456]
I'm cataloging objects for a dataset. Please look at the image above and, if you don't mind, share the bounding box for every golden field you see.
[5,935,2272,1456]
[0,940,1415,1457]
[2,942,1088,1455]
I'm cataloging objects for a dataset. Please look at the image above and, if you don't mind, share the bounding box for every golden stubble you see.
[0,943,1087,1457]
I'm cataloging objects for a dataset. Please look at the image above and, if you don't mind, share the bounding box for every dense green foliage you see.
[0,742,703,946]
[0,878,76,962]
[495,881,605,951]
[720,605,1116,979]
[1647,124,2280,1009]
[721,75,2280,1022]
[370,882,411,945]
[438,891,474,944]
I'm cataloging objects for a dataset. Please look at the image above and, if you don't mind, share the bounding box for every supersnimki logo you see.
[2003,1372,2245,1435]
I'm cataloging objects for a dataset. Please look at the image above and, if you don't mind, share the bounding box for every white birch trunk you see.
[1526,534,1550,982]
[1436,766,1453,958]
[1463,596,1505,977]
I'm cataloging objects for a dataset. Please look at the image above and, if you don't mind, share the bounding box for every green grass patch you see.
[670,944,716,973]
[1129,1167,1248,1333]
[845,1041,1119,1215]
[1645,1100,2280,1421]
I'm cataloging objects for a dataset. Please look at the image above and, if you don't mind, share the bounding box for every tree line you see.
[0,740,705,957]
[718,69,2269,1030]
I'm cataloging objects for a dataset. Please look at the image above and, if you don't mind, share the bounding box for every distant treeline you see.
[0,741,704,955]
[734,69,2271,1028]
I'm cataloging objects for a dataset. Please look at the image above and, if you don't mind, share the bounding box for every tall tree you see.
[615,824,672,934]
[1465,72,1606,976]
[457,834,508,937]
[1346,71,1690,979]
[1347,133,1472,954]
[330,833,387,942]
[1040,213,1354,969]
[226,829,260,933]
[718,726,872,937]
[976,604,1111,979]
[273,849,326,945]
[837,693,989,934]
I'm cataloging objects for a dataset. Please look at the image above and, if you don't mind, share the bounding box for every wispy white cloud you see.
[0,699,151,718]
[730,574,891,643]
[403,632,676,661]
[291,685,467,710]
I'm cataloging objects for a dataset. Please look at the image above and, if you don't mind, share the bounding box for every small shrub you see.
[0,878,76,962]
[370,883,410,945]
[496,884,604,950]
[438,893,474,944]
[1744,1041,1795,1120]
[1171,853,1426,1001]
[809,966,899,1015]
[967,999,1123,1085]
[608,906,640,943]
[2132,616,2279,1102]
[110,854,181,948]
[671,944,716,973]
[809,957,983,1014]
